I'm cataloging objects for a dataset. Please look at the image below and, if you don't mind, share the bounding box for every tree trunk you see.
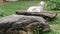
[16,11,57,19]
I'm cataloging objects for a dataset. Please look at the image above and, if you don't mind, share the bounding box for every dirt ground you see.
[0,2,11,5]
[0,2,4,4]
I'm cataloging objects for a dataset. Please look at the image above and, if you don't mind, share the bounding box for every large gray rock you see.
[0,14,50,34]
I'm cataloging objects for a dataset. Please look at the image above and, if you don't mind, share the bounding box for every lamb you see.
[27,1,45,12]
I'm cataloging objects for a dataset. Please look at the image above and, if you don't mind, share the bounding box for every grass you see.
[0,1,60,34]
[43,13,60,34]
[0,1,39,17]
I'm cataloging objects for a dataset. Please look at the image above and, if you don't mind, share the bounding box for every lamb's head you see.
[38,1,45,7]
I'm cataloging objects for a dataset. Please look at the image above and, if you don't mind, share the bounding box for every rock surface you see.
[0,14,50,34]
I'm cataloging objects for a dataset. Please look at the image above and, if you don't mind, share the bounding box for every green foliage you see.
[46,0,60,10]
[19,0,39,1]
[0,1,39,17]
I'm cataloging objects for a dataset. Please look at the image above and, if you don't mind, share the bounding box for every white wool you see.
[27,1,45,12]
[39,1,45,6]
[27,6,43,12]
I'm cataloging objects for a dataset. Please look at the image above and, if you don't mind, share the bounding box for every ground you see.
[0,1,60,34]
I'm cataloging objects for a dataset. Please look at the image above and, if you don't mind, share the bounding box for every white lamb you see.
[27,1,45,12]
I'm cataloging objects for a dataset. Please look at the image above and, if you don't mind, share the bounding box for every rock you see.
[0,14,50,34]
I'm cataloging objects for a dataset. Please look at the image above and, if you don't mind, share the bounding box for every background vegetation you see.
[46,0,60,10]
[0,0,60,34]
[19,0,60,10]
